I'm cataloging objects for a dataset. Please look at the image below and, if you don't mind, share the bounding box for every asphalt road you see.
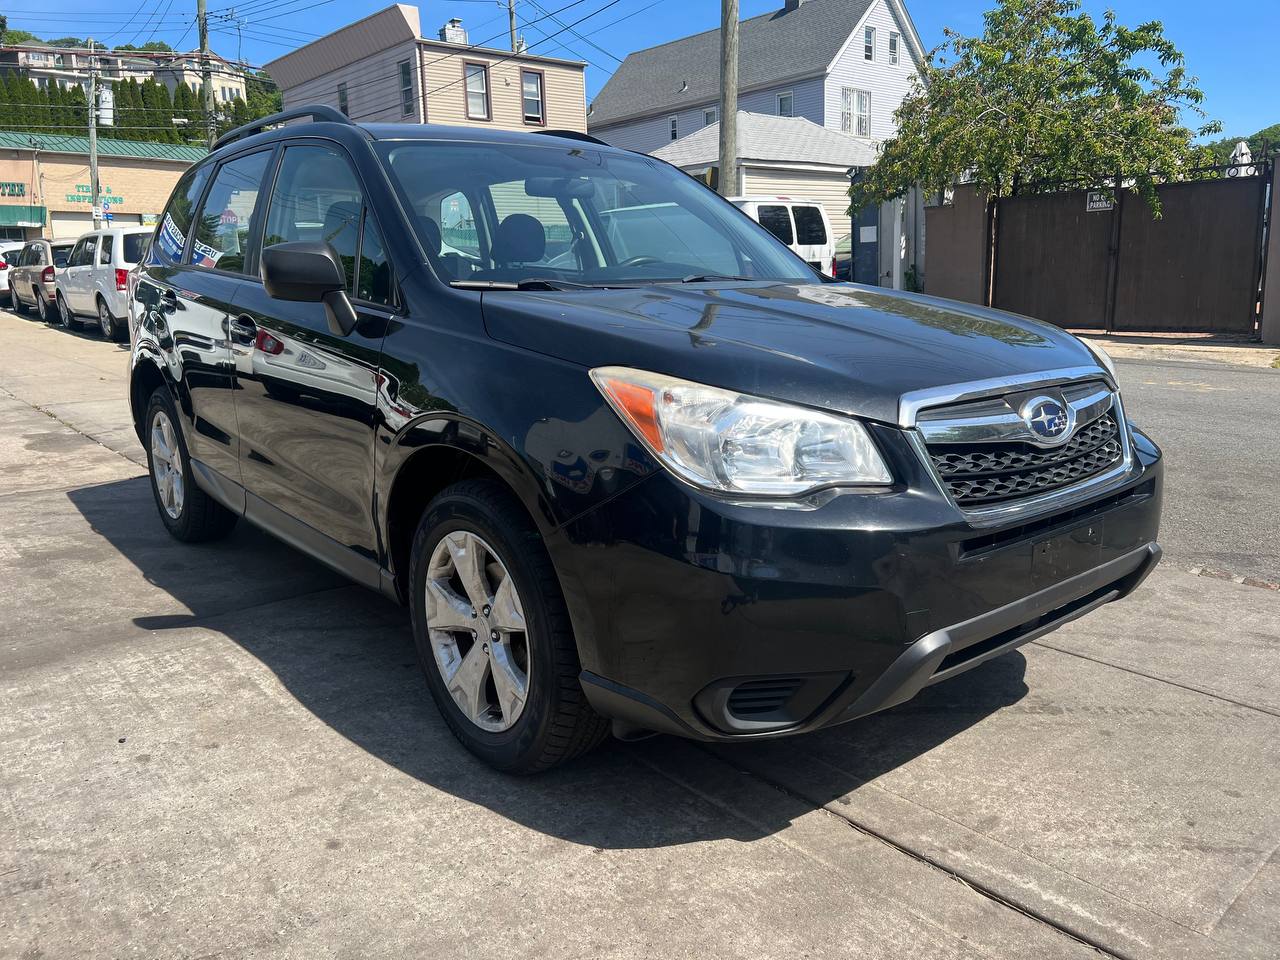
[1117,357,1280,583]
[3,308,1279,960]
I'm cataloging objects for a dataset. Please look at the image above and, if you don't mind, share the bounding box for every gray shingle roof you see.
[650,111,877,168]
[588,0,875,128]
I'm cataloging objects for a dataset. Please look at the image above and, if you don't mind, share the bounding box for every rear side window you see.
[191,151,272,273]
[792,206,827,245]
[99,234,114,265]
[122,233,148,265]
[757,205,794,245]
[156,163,213,264]
[52,245,73,268]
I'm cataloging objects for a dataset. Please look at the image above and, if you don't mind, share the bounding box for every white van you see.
[728,197,836,278]
[55,226,152,340]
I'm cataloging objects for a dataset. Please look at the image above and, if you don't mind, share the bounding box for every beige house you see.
[265,4,587,133]
[152,52,249,105]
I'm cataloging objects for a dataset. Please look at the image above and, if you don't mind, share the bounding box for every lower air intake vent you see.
[726,678,805,718]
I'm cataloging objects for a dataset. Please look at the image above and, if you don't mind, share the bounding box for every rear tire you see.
[409,479,608,773]
[144,387,238,543]
[34,288,50,323]
[9,282,26,315]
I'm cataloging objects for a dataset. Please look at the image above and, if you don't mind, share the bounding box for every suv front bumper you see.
[552,427,1163,741]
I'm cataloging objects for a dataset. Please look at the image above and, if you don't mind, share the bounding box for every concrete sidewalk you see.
[1077,331,1280,370]
[3,309,1279,959]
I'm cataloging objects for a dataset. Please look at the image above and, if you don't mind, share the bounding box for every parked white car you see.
[55,226,152,340]
[728,197,836,278]
[0,242,26,302]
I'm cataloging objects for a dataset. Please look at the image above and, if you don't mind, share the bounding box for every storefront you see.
[0,132,206,241]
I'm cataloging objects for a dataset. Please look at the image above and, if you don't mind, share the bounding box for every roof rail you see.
[212,104,354,151]
[536,129,609,146]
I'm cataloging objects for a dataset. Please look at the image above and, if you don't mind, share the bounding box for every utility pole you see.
[87,38,101,231]
[508,0,518,52]
[717,0,738,197]
[198,0,215,147]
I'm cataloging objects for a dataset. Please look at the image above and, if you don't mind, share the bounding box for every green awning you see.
[0,205,46,228]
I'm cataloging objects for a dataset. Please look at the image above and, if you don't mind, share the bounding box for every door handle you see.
[229,314,257,346]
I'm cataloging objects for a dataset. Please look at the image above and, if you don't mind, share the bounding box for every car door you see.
[66,237,95,311]
[790,204,832,275]
[134,153,271,492]
[229,141,392,574]
[94,232,115,307]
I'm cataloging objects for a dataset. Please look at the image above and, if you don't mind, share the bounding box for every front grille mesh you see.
[930,414,1123,506]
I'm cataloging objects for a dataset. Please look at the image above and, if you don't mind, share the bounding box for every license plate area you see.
[1032,520,1104,587]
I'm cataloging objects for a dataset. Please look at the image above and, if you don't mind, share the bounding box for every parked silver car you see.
[55,227,152,339]
[7,238,75,322]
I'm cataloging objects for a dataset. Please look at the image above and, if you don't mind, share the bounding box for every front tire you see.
[57,292,80,330]
[97,297,121,340]
[144,387,237,542]
[409,480,608,773]
[35,289,50,323]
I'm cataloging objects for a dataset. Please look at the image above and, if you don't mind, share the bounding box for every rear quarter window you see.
[792,206,827,245]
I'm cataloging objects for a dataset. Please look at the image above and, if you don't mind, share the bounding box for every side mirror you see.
[261,241,357,336]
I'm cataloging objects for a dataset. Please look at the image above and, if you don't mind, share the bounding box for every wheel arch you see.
[381,426,557,605]
[128,353,175,443]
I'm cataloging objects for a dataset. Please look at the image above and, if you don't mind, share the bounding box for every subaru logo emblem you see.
[1020,396,1073,445]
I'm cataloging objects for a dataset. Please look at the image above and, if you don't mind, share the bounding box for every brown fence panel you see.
[923,185,988,305]
[1113,177,1264,333]
[993,189,1113,329]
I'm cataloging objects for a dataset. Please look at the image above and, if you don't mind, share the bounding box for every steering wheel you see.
[617,255,662,268]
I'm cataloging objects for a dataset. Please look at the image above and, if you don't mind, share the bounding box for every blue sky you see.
[10,0,1277,138]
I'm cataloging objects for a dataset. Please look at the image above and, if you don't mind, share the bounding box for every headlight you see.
[591,366,892,496]
[1081,337,1119,382]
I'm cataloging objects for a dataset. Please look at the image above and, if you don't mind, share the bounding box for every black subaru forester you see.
[128,106,1162,772]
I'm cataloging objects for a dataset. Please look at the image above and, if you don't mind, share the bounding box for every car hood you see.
[481,281,1101,424]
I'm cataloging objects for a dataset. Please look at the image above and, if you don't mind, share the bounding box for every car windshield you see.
[52,245,73,268]
[375,140,815,286]
[122,233,149,265]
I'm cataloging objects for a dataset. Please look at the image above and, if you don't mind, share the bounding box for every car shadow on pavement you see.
[68,476,1027,849]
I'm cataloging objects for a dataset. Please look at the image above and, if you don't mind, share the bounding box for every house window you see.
[464,62,490,120]
[703,106,717,126]
[669,115,679,141]
[399,59,415,117]
[856,89,871,137]
[521,69,545,125]
[864,25,876,60]
[889,31,900,65]
[776,91,794,117]
[337,82,349,116]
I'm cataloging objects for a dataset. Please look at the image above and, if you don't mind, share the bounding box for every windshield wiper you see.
[678,274,753,283]
[450,277,601,291]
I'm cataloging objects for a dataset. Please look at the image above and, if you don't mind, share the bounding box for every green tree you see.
[46,37,87,48]
[117,41,173,52]
[851,0,1220,213]
[1205,123,1280,164]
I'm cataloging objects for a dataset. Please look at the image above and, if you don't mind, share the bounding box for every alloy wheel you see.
[58,294,73,327]
[424,530,530,732]
[98,299,112,337]
[150,410,185,520]
[35,291,47,322]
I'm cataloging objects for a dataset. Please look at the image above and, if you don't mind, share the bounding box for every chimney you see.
[783,0,804,10]
[439,18,468,44]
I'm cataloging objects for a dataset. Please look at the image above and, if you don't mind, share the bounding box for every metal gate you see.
[925,162,1273,334]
